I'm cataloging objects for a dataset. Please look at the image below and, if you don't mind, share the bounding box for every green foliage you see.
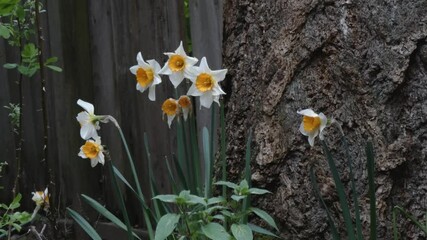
[66,208,102,240]
[309,139,377,239]
[152,180,278,240]
[4,103,20,134]
[392,206,427,240]
[0,194,31,236]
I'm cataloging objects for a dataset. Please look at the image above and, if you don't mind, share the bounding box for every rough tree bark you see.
[223,0,427,239]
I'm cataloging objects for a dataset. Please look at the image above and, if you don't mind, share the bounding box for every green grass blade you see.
[321,140,355,240]
[107,161,134,240]
[203,127,211,199]
[220,100,227,199]
[189,114,201,195]
[393,206,427,237]
[172,154,189,190]
[115,125,154,240]
[177,119,190,191]
[309,167,340,240]
[66,208,102,240]
[341,137,362,240]
[81,194,141,240]
[182,116,196,193]
[165,157,179,194]
[113,166,156,233]
[242,129,252,224]
[366,141,377,240]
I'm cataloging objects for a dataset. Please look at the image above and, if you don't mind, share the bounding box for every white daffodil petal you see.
[148,85,156,101]
[137,52,144,65]
[213,95,220,105]
[319,113,328,140]
[78,149,87,158]
[186,56,198,66]
[211,69,228,82]
[153,75,162,85]
[297,109,318,117]
[159,63,173,75]
[98,152,105,165]
[176,41,186,55]
[182,108,189,121]
[212,85,226,96]
[129,65,139,75]
[187,84,203,96]
[80,124,98,140]
[167,115,175,128]
[308,135,315,147]
[169,72,185,88]
[77,99,94,114]
[184,66,198,80]
[199,57,211,72]
[148,59,162,73]
[299,123,309,136]
[76,111,90,124]
[199,92,214,108]
[90,158,98,167]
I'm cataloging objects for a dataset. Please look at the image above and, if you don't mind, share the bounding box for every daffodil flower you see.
[186,57,227,109]
[178,95,192,120]
[78,136,105,167]
[297,109,327,146]
[76,99,107,140]
[162,98,180,128]
[129,52,162,101]
[159,41,198,88]
[32,187,49,208]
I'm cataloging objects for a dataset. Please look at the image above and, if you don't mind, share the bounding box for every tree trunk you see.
[223,0,427,239]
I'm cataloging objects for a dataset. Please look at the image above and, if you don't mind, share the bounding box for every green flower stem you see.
[107,116,154,240]
[106,156,133,240]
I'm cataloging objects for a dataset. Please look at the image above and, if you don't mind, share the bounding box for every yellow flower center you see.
[136,67,154,87]
[162,99,178,116]
[82,141,100,159]
[303,116,321,132]
[168,55,185,72]
[195,73,215,92]
[178,96,191,108]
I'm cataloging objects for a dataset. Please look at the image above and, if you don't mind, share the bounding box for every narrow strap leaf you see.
[66,208,102,240]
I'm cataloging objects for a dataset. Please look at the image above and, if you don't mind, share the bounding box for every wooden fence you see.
[0,0,222,238]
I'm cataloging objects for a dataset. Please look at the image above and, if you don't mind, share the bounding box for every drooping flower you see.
[162,98,180,128]
[129,52,162,101]
[78,136,105,167]
[297,109,328,146]
[178,95,192,120]
[159,41,198,88]
[32,187,49,209]
[186,57,227,108]
[76,99,107,140]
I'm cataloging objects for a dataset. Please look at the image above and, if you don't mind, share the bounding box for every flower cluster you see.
[31,187,49,210]
[76,99,107,167]
[130,42,227,127]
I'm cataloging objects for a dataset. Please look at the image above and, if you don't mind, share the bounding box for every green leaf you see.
[207,196,225,205]
[81,194,141,240]
[0,0,19,16]
[214,181,238,190]
[153,194,177,203]
[203,127,212,198]
[154,213,180,240]
[21,43,38,58]
[201,222,231,240]
[13,211,31,223]
[67,208,102,240]
[9,193,22,209]
[248,188,271,195]
[231,195,246,202]
[231,224,253,240]
[251,207,279,231]
[247,224,279,238]
[187,194,207,206]
[46,65,62,72]
[0,24,10,39]
[44,57,58,65]
[3,63,17,69]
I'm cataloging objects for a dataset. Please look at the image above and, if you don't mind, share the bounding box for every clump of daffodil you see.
[162,98,180,128]
[76,99,108,140]
[297,109,328,146]
[159,41,198,88]
[78,136,105,167]
[32,187,49,210]
[186,57,227,108]
[130,52,162,101]
[178,95,192,120]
